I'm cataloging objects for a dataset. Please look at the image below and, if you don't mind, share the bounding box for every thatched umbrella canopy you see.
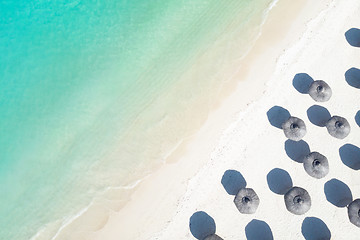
[308,80,332,102]
[326,116,351,139]
[234,188,260,214]
[348,199,360,227]
[282,116,307,141]
[303,152,329,179]
[284,187,311,215]
[204,234,224,240]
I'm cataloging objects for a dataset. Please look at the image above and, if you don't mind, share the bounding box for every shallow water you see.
[0,0,274,238]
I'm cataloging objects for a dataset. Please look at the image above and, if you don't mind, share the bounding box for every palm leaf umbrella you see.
[308,80,332,102]
[282,116,307,141]
[204,234,224,240]
[326,116,351,139]
[348,199,360,227]
[284,187,311,215]
[303,152,329,179]
[234,188,260,214]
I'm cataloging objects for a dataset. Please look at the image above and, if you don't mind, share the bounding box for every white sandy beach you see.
[53,0,360,239]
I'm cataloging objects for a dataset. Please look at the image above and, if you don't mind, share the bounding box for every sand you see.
[54,0,360,239]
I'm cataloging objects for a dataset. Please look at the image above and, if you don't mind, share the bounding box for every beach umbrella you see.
[204,234,224,240]
[303,152,329,179]
[234,188,260,214]
[282,116,307,141]
[326,116,351,139]
[284,187,311,215]
[308,80,332,102]
[348,199,360,227]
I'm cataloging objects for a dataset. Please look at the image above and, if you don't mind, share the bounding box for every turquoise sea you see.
[0,0,275,238]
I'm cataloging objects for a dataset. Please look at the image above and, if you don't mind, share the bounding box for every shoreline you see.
[44,0,359,238]
[30,1,278,239]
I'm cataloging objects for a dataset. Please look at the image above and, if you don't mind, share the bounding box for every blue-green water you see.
[0,0,275,238]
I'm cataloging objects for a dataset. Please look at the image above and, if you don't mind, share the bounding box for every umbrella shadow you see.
[307,105,331,127]
[339,144,360,170]
[245,219,274,240]
[355,110,360,127]
[345,28,360,47]
[301,217,331,240]
[284,139,310,163]
[292,73,314,94]
[221,170,247,195]
[345,67,360,89]
[266,106,291,129]
[324,179,353,207]
[189,211,216,240]
[267,168,293,195]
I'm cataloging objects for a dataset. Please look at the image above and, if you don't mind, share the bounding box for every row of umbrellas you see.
[229,81,335,216]
[281,79,360,227]
[221,79,356,234]
[232,79,359,218]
